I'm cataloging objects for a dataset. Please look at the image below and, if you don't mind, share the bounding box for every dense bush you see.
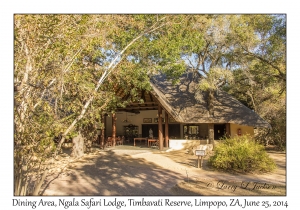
[208,135,276,173]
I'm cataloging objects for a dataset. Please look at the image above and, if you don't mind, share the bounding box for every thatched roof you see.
[150,72,271,128]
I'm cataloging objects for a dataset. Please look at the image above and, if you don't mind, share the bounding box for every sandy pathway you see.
[41,146,286,196]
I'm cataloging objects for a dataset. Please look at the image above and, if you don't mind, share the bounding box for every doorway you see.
[214,124,226,140]
[142,124,160,138]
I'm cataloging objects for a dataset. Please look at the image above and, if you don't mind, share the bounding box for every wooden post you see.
[158,105,163,150]
[165,112,169,148]
[104,113,107,139]
[112,113,116,147]
[101,114,105,149]
[225,123,231,138]
[197,156,204,168]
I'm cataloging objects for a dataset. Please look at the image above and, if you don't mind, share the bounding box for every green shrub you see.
[208,135,276,173]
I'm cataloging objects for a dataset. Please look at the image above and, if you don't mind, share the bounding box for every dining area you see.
[133,137,160,148]
[103,136,160,149]
[105,136,126,147]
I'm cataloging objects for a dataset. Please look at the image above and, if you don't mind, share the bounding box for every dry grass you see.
[161,148,286,196]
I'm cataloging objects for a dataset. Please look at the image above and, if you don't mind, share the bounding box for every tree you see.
[14,14,286,196]
[166,15,286,148]
[14,14,125,195]
[14,14,194,195]
[172,15,241,115]
[225,15,286,148]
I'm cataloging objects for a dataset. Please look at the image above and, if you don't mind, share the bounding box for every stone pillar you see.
[208,123,214,145]
[158,105,163,150]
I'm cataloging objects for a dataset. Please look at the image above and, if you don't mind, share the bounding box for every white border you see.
[2,1,296,209]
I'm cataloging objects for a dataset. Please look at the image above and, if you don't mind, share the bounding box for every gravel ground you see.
[41,145,286,196]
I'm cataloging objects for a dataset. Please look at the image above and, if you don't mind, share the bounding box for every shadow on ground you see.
[41,149,186,196]
[41,145,286,196]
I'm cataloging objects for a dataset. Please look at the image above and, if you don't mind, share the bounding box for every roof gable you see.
[150,72,270,128]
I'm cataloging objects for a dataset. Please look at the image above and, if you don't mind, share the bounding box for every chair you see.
[106,137,112,147]
[115,137,120,146]
[124,136,130,145]
[120,136,125,145]
[151,139,159,149]
[116,136,123,146]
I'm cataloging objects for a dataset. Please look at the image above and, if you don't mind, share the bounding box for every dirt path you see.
[41,146,286,196]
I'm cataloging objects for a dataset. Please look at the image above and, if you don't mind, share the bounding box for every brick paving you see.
[41,145,286,196]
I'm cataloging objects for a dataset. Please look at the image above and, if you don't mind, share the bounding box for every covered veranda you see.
[98,90,183,150]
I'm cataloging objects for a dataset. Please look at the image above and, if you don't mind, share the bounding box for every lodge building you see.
[99,71,270,150]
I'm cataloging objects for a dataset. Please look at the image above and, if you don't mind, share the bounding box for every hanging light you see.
[122,112,131,123]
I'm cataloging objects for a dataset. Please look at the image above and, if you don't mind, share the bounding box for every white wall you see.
[230,124,254,137]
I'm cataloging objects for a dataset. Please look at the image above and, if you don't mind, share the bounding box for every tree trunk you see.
[208,90,214,116]
[71,133,85,158]
[32,170,48,196]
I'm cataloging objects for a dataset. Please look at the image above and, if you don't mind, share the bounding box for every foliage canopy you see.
[13,14,285,195]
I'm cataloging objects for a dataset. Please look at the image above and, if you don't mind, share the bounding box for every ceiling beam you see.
[117,106,159,110]
[129,102,158,105]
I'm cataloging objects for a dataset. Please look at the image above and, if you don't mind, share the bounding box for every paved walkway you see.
[41,146,286,196]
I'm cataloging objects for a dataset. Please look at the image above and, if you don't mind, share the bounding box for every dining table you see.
[147,139,158,147]
[133,137,148,146]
